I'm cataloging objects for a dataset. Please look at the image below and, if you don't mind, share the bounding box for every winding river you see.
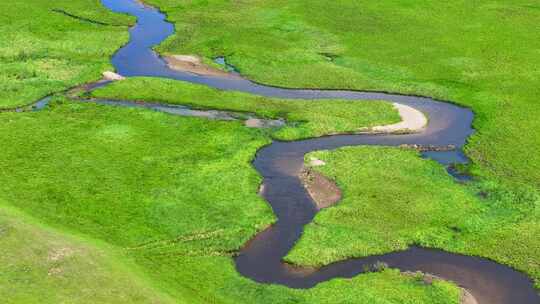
[92,0,540,303]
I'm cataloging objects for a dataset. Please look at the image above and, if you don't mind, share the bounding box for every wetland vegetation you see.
[91,77,401,140]
[0,100,459,303]
[144,0,540,190]
[0,0,132,109]
[1,0,539,303]
[288,146,540,289]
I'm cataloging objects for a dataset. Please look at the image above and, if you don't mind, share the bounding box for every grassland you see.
[90,77,400,140]
[0,206,176,304]
[3,0,539,302]
[0,100,460,303]
[286,146,540,288]
[128,0,540,290]
[143,0,540,191]
[0,0,132,108]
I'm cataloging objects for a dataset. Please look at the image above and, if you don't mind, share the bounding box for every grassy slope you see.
[0,100,460,303]
[0,206,176,304]
[91,77,400,140]
[0,0,132,108]
[143,0,540,191]
[286,147,540,288]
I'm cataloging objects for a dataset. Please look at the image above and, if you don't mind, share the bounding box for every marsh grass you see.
[286,146,540,288]
[91,77,400,140]
[3,0,537,301]
[133,0,540,290]
[0,0,132,108]
[0,99,459,303]
[142,0,540,191]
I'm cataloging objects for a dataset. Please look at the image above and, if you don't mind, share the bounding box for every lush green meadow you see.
[144,0,540,191]
[286,147,540,288]
[2,0,540,302]
[0,0,132,108]
[0,100,459,303]
[135,0,540,290]
[91,77,400,140]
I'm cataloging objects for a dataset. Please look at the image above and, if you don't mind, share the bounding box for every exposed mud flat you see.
[244,118,285,129]
[164,55,240,78]
[300,168,341,210]
[363,102,427,134]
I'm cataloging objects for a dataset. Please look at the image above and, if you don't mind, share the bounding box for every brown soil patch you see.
[300,168,341,209]
[164,55,239,78]
[283,262,318,277]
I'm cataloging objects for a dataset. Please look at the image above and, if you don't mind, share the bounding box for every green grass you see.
[91,77,400,140]
[129,1,540,290]
[3,0,539,301]
[0,100,460,303]
[0,205,176,304]
[142,0,540,191]
[0,97,273,249]
[286,146,540,288]
[0,0,132,108]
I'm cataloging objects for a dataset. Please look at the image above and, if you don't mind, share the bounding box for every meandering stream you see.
[91,0,540,302]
